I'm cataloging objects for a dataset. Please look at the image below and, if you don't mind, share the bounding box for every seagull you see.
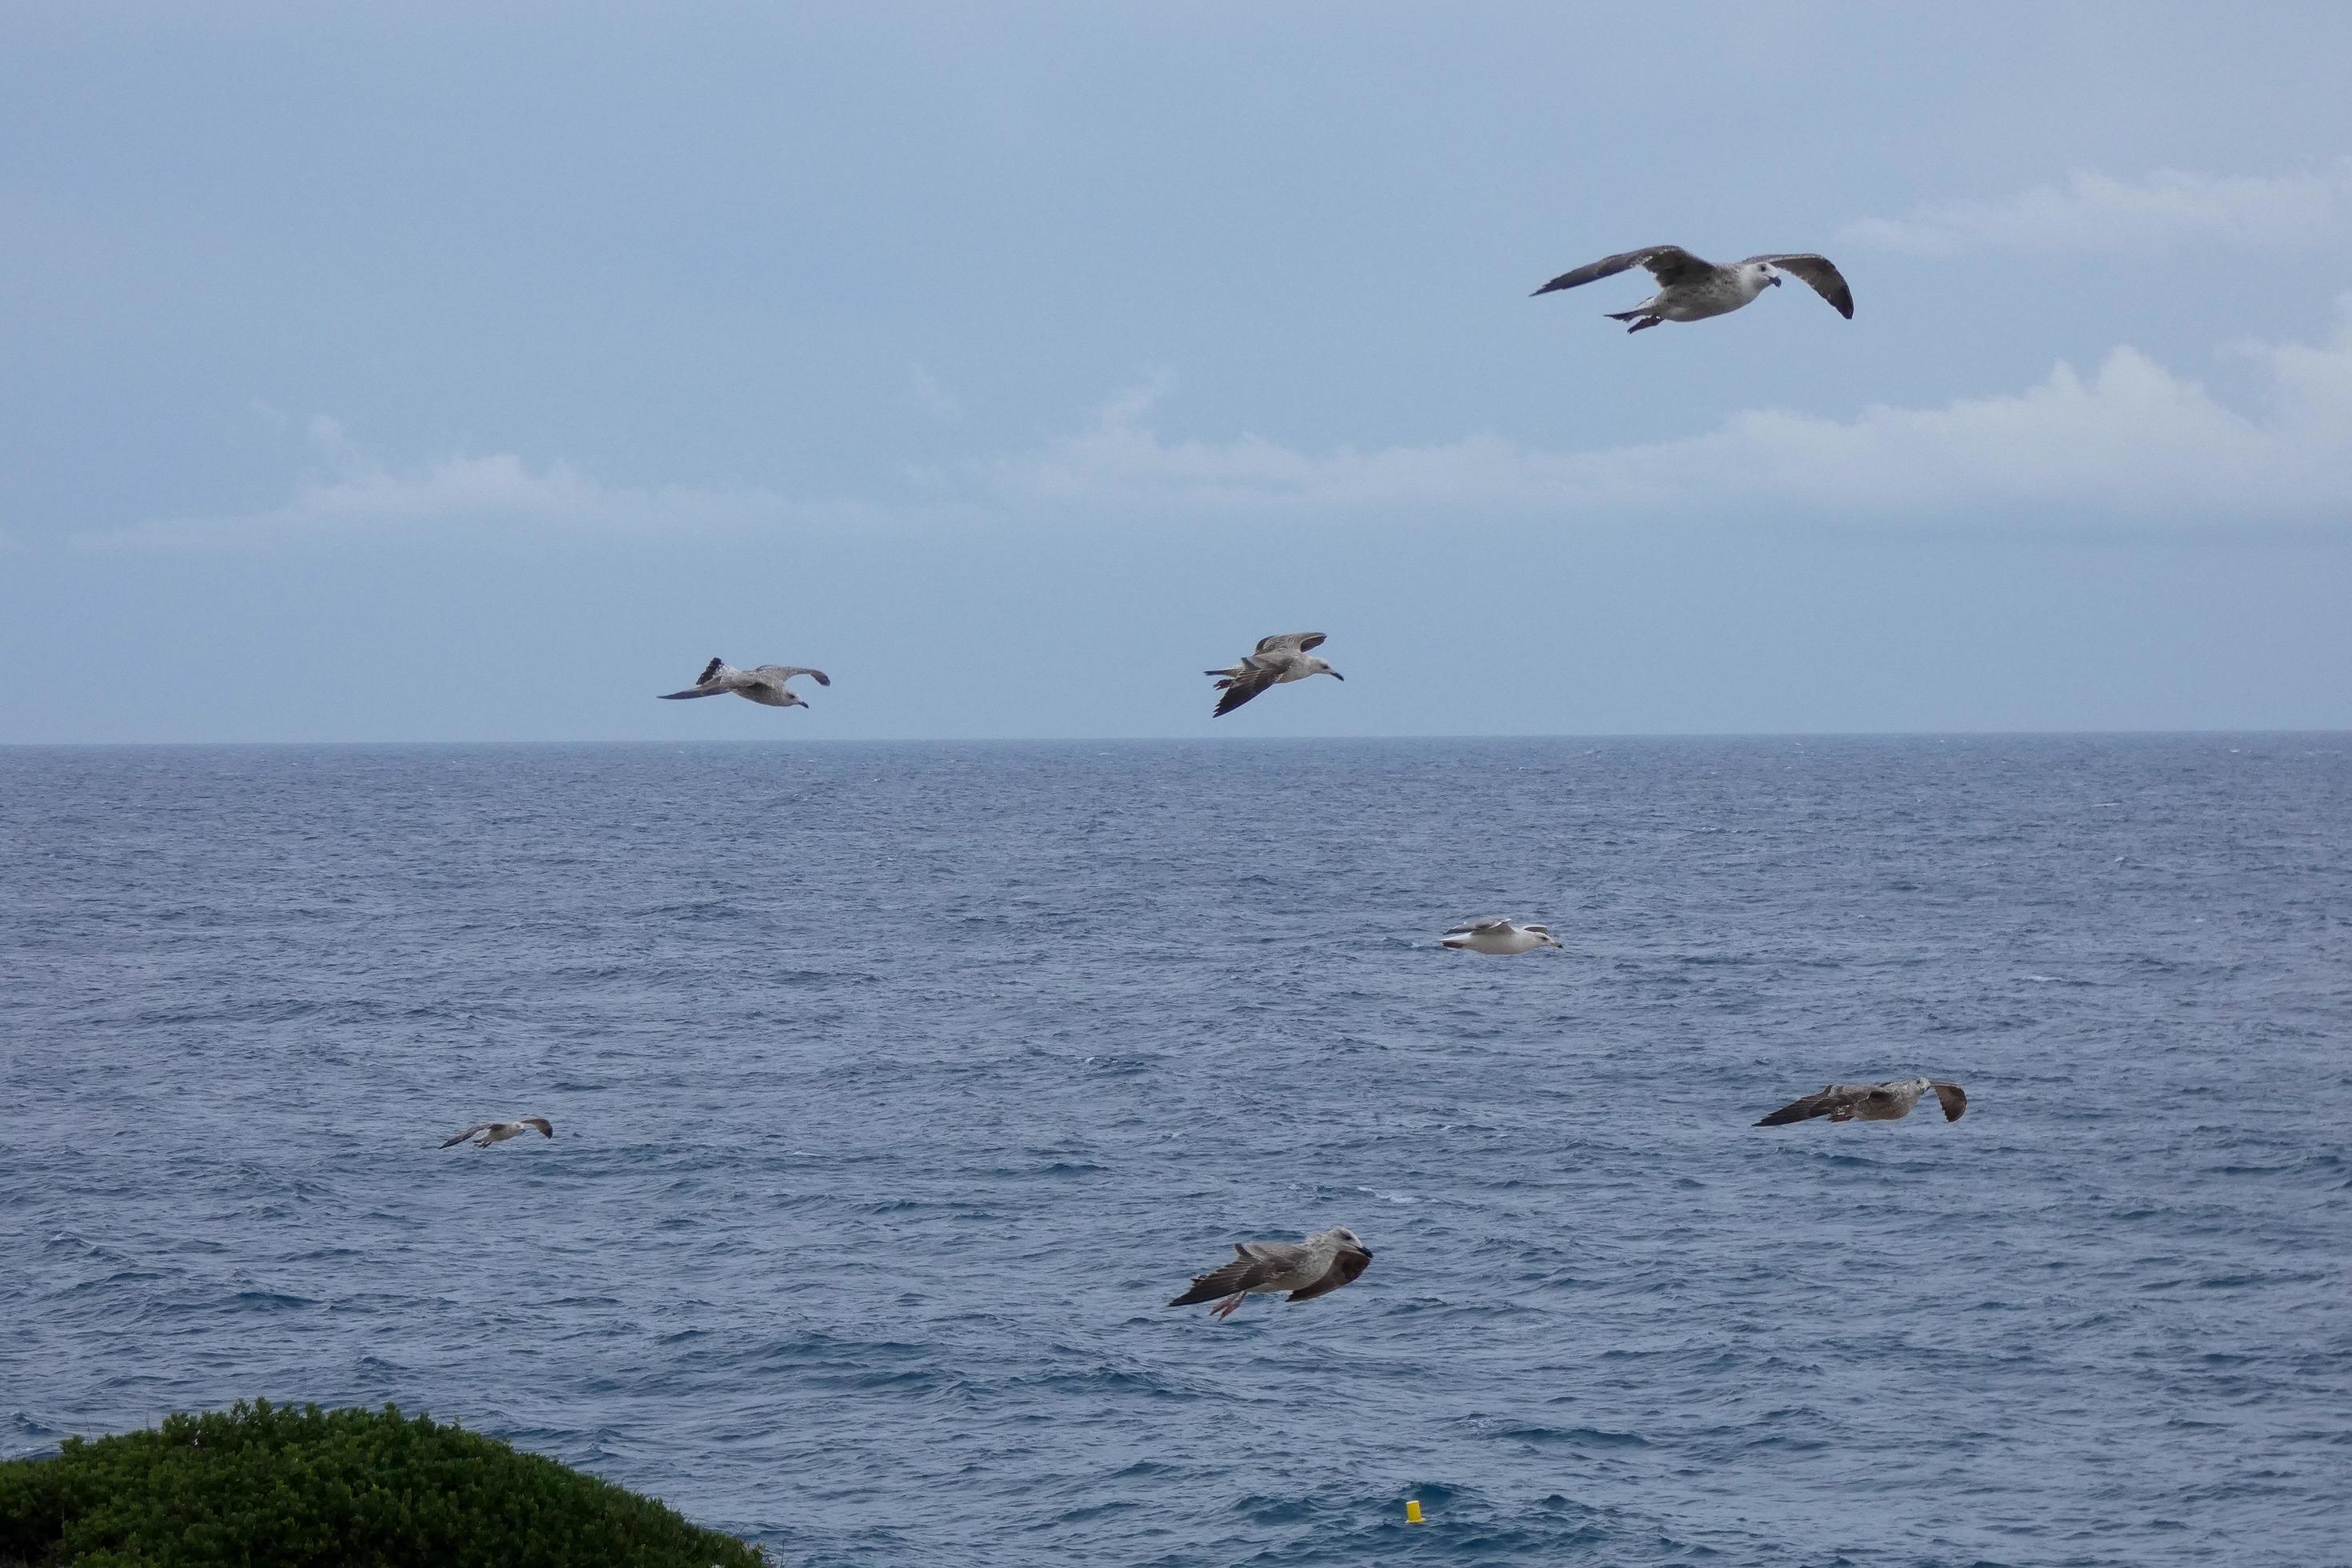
[1206,632,1342,717]
[440,1118,554,1149]
[1533,246,1854,333]
[1440,917,1562,955]
[656,658,831,710]
[1167,1226,1374,1320]
[1754,1079,1967,1127]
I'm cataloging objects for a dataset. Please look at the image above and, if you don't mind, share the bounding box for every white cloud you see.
[987,301,2352,522]
[86,301,2352,547]
[1842,161,2352,256]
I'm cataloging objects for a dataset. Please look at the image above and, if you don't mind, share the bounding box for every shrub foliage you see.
[0,1401,765,1567]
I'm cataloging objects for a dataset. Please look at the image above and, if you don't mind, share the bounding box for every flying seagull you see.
[657,658,832,709]
[1168,1226,1374,1319]
[1533,246,1854,333]
[440,1117,554,1149]
[1206,632,1342,717]
[1754,1078,1967,1127]
[1441,917,1562,955]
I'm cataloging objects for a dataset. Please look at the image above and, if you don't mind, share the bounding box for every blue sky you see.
[5,2,2351,741]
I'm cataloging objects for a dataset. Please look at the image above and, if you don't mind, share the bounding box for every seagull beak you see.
[1326,670,1345,681]
[1770,274,1782,286]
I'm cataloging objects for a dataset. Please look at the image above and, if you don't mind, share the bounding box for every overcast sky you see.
[5,2,2351,742]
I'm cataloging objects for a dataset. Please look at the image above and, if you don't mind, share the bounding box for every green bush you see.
[0,1401,766,1567]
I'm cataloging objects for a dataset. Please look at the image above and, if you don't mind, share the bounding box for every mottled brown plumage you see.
[1755,1078,1966,1127]
[441,1117,554,1149]
[1167,1226,1374,1319]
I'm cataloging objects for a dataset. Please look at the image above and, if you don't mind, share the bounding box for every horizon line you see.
[4,726,2348,749]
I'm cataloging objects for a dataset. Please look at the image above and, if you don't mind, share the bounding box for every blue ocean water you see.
[3,737,2349,1566]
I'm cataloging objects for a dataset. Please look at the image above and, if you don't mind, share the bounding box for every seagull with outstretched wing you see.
[1754,1078,1967,1127]
[1206,632,1342,717]
[1167,1226,1374,1319]
[1441,917,1562,955]
[1533,245,1854,333]
[441,1117,554,1149]
[657,657,832,710]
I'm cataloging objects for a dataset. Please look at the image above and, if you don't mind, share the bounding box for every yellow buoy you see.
[1405,1499,1425,1525]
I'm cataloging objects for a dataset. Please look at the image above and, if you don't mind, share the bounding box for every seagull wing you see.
[1285,1247,1371,1303]
[1212,658,1284,717]
[522,1117,554,1138]
[1754,1086,1850,1126]
[1745,254,1853,318]
[440,1123,492,1148]
[1533,246,1708,296]
[1445,916,1514,934]
[748,666,830,687]
[1167,1241,1305,1306]
[1254,631,1326,655]
[1930,1082,1968,1122]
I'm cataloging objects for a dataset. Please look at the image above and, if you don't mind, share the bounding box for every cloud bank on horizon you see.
[990,301,2352,521]
[89,280,2352,546]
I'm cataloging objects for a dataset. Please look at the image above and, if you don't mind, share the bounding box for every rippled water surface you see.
[5,738,2350,1565]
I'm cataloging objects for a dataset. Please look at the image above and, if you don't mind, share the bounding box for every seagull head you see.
[1757,261,1782,288]
[1306,657,1343,682]
[1325,1226,1373,1258]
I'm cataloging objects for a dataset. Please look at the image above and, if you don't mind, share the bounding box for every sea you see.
[3,736,2349,1566]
